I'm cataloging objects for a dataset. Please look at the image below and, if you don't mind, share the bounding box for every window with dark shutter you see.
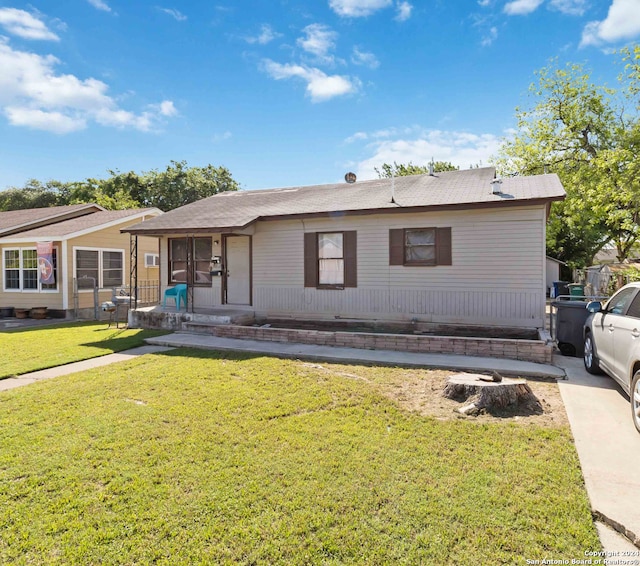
[304,231,357,289]
[389,227,452,266]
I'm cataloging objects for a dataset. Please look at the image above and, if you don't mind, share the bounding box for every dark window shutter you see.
[343,231,357,287]
[304,232,318,287]
[389,229,404,265]
[436,227,452,266]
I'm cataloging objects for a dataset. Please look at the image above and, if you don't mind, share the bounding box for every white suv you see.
[583,282,640,433]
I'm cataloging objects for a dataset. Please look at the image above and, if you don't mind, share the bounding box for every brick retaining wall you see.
[209,325,553,364]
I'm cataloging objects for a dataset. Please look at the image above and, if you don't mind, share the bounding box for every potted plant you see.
[14,308,30,319]
[30,307,48,320]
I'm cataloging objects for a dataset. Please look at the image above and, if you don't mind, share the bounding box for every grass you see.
[0,321,168,379]
[0,349,600,564]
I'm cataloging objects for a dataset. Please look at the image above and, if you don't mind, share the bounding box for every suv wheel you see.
[584,333,602,375]
[632,372,640,434]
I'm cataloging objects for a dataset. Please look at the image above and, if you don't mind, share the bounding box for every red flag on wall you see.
[37,242,55,284]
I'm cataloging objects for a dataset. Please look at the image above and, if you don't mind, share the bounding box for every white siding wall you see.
[251,206,548,328]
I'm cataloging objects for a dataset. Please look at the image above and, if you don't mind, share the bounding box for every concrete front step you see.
[129,306,255,331]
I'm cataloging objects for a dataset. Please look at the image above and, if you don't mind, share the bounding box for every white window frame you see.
[73,246,125,291]
[144,253,160,268]
[2,246,60,293]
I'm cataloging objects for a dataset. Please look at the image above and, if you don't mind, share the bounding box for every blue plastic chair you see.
[163,283,187,310]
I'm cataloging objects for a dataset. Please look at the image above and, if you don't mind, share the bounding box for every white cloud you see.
[345,131,368,143]
[549,0,587,16]
[4,107,85,133]
[262,60,358,102]
[150,100,178,117]
[395,1,413,21]
[297,24,337,63]
[0,8,59,41]
[87,0,112,12]
[350,129,501,179]
[329,0,393,17]
[158,8,187,21]
[212,131,232,142]
[245,24,280,45]
[580,0,640,47]
[481,26,498,46]
[478,0,492,6]
[351,47,380,69]
[0,40,175,134]
[503,0,544,16]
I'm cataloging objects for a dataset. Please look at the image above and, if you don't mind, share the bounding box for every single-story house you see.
[125,167,565,330]
[0,204,162,318]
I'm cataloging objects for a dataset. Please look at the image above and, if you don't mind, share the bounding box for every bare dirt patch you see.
[377,369,569,427]
[300,363,569,427]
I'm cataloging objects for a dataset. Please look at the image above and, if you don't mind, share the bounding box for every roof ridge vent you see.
[490,178,503,195]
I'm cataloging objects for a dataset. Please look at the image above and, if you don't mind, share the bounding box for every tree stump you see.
[443,373,543,416]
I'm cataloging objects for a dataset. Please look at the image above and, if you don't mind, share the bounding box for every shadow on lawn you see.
[78,328,169,351]
[148,347,267,363]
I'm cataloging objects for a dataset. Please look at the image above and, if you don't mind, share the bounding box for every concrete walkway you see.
[0,345,173,392]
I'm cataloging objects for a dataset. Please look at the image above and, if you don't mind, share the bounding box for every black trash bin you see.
[552,300,590,357]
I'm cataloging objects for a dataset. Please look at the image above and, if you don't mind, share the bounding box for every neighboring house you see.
[593,243,619,265]
[545,256,567,296]
[0,205,162,318]
[125,167,565,329]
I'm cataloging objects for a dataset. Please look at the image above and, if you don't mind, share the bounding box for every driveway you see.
[555,354,640,549]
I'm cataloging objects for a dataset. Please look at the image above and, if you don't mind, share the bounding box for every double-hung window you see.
[304,231,357,289]
[404,229,437,265]
[318,233,344,285]
[75,248,124,289]
[389,228,452,267]
[3,247,58,292]
[4,249,20,290]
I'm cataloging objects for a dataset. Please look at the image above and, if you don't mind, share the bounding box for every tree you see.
[143,161,238,211]
[0,161,240,212]
[494,53,640,268]
[375,161,459,178]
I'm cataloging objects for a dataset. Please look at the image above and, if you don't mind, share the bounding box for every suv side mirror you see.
[586,301,603,313]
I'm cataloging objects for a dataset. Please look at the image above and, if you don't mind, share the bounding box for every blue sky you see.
[0,0,639,192]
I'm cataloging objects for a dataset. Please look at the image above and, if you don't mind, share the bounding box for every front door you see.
[224,235,251,305]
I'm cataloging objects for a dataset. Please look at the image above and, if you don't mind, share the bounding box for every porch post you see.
[129,234,138,309]
[186,235,194,313]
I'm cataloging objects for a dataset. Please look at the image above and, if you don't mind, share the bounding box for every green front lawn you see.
[0,350,599,564]
[0,322,168,378]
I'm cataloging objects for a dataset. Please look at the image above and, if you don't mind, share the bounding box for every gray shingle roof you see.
[0,203,103,236]
[3,208,161,240]
[125,167,565,235]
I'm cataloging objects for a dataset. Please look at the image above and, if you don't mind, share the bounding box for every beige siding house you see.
[126,168,564,330]
[0,205,161,318]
